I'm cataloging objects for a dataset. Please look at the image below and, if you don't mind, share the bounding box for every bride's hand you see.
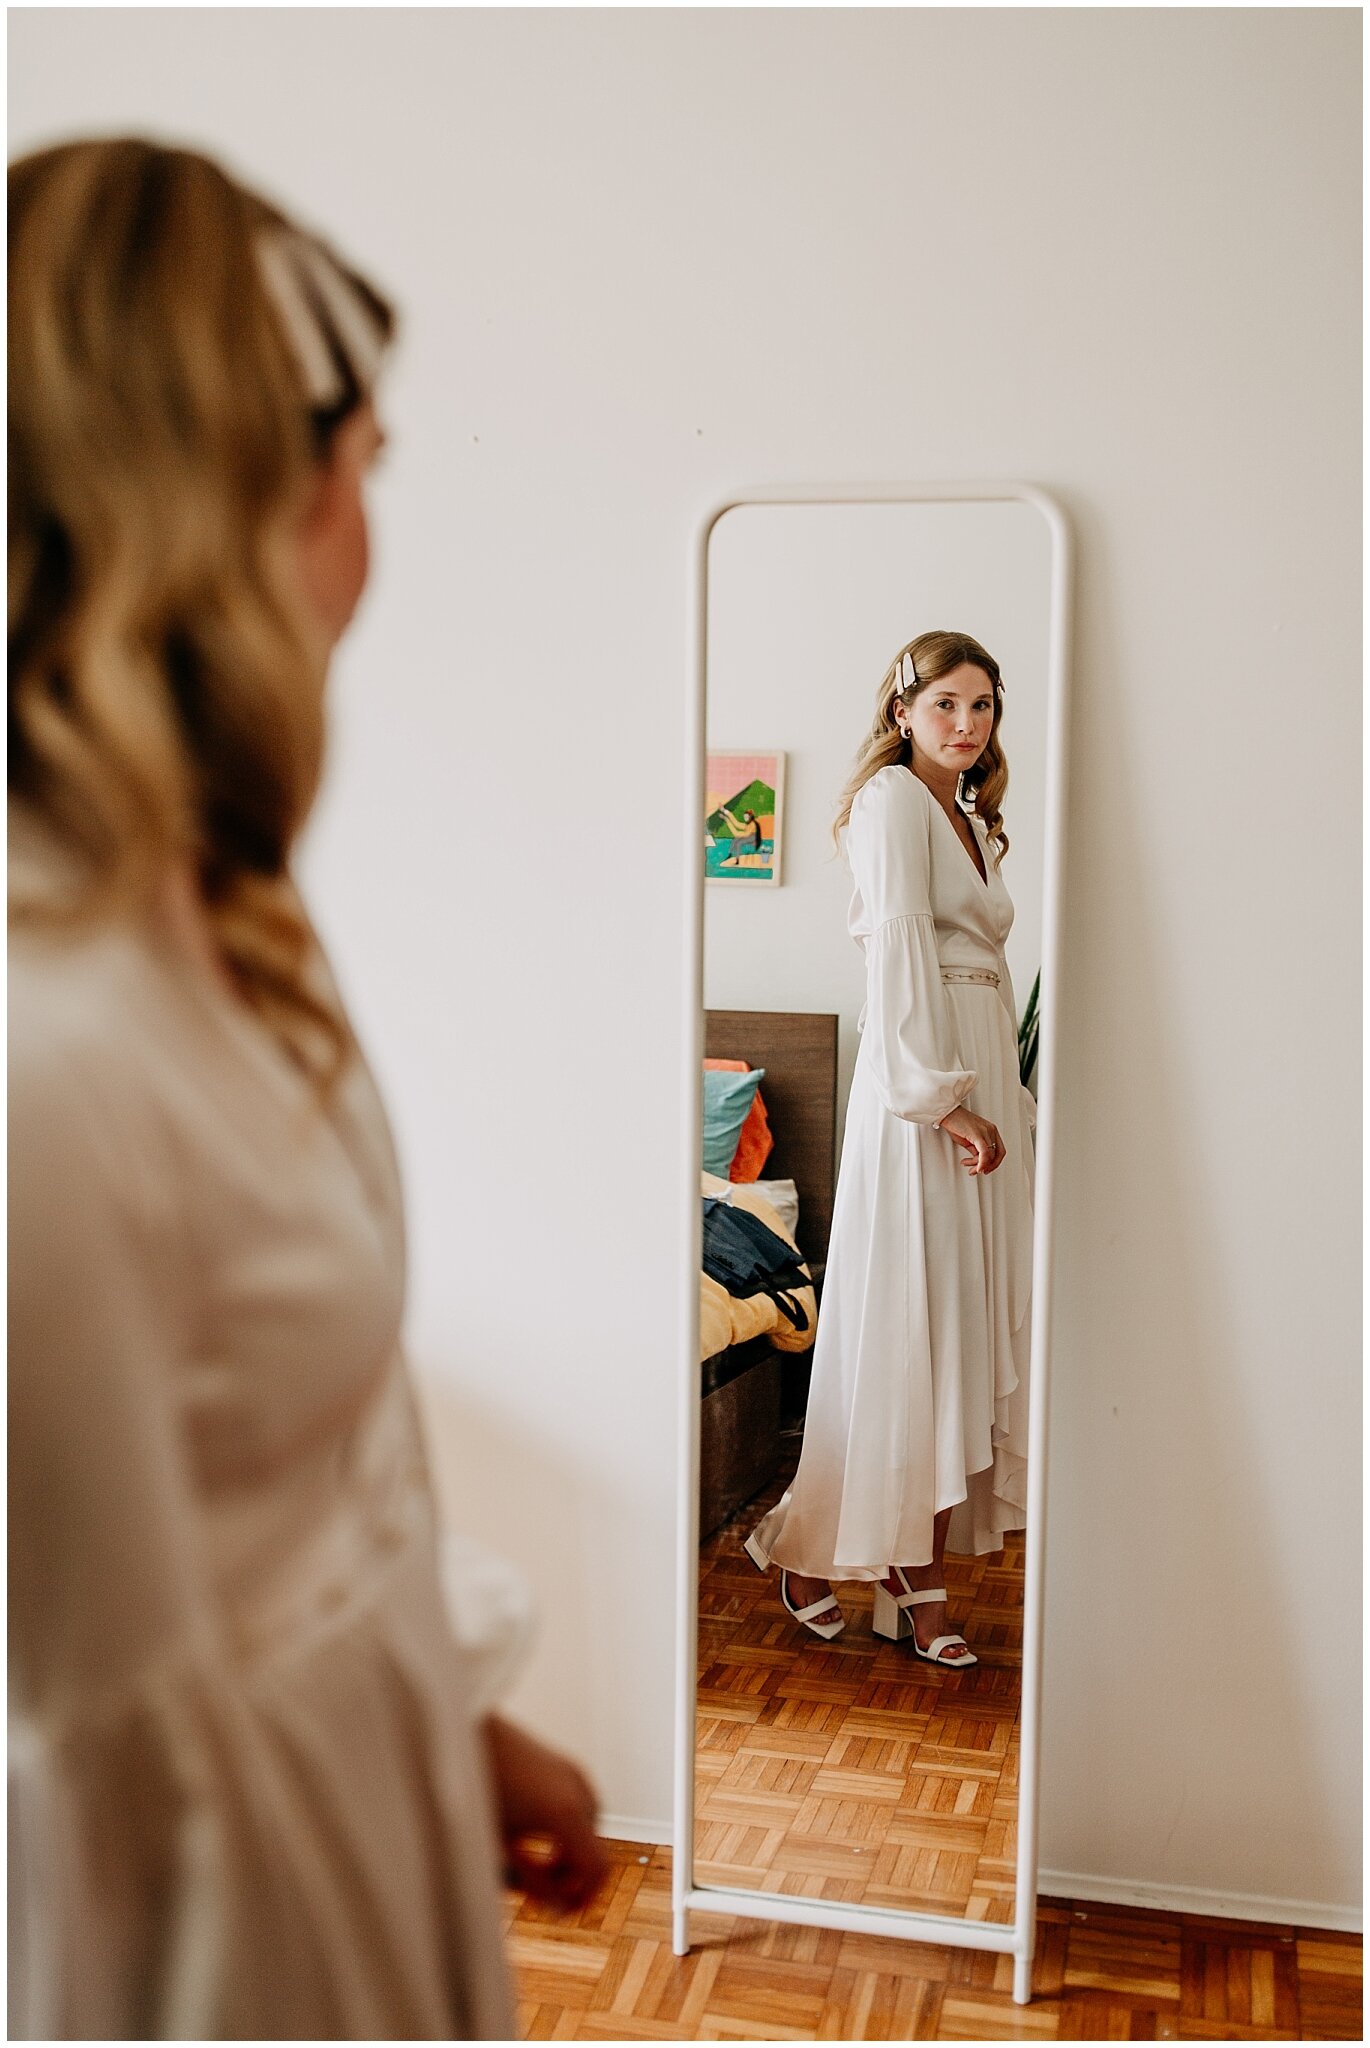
[482,1714,607,1909]
[936,1105,1005,1174]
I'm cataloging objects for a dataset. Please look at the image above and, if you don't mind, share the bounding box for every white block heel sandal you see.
[743,1533,846,1641]
[871,1572,977,1667]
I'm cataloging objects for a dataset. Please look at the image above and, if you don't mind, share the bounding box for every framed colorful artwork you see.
[704,750,785,886]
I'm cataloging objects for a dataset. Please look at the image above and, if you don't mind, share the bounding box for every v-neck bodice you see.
[932,790,989,888]
[845,765,1014,968]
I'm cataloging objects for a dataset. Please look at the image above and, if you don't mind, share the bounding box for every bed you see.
[699,1009,839,1536]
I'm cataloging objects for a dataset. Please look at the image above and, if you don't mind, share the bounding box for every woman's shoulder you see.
[12,915,156,1056]
[10,927,205,1331]
[850,763,935,823]
[9,889,201,1227]
[10,806,208,1075]
[12,925,168,1126]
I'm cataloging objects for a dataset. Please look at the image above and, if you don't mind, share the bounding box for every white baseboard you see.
[1039,1867,1361,1935]
[595,1830,1360,1935]
[599,1814,672,1847]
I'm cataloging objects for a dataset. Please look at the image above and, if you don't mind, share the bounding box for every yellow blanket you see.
[700,1172,818,1365]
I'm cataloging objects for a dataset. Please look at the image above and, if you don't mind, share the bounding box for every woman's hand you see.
[482,1713,608,1909]
[936,1105,1006,1174]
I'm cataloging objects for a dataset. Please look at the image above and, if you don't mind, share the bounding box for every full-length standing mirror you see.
[674,486,1071,2001]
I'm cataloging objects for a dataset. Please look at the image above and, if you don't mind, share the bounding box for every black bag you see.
[701,1197,812,1333]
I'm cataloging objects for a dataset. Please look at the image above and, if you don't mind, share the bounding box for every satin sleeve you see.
[847,770,978,1126]
[4,1019,354,2040]
[3,1037,457,2040]
[8,1038,223,2034]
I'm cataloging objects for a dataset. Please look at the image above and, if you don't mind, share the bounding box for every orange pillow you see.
[704,1058,775,1182]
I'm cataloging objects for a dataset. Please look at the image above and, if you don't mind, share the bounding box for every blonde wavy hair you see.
[8,137,395,1091]
[833,628,1010,867]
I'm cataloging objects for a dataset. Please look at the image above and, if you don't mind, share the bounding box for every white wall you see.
[10,8,1359,1920]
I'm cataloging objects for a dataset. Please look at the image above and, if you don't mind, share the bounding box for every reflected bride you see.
[743,629,1035,1665]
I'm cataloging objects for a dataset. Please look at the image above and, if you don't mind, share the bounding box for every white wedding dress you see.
[8,810,519,2041]
[749,764,1035,1579]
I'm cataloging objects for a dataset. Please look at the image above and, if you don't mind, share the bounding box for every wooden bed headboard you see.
[704,1009,839,1275]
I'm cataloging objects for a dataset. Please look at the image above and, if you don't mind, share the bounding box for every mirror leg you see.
[672,1901,690,1957]
[1012,1950,1032,2005]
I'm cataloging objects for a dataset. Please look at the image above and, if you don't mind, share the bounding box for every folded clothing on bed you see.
[703,1199,811,1332]
[699,1171,817,1364]
[734,1176,799,1239]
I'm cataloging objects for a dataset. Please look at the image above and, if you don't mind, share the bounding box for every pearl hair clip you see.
[255,227,388,409]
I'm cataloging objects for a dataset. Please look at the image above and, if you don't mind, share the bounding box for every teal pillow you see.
[702,1066,766,1179]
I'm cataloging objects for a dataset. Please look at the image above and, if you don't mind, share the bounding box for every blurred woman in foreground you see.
[8,137,602,2039]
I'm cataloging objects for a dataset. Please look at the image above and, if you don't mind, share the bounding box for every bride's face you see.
[905,661,996,774]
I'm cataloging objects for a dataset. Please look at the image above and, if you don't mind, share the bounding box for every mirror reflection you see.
[695,500,1051,1922]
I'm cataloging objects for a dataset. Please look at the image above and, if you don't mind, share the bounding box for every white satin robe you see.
[749,764,1035,1579]
[8,815,518,2041]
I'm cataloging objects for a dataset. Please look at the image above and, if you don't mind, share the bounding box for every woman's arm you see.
[8,1020,230,2035]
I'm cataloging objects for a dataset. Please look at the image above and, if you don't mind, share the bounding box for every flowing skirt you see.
[749,981,1034,1579]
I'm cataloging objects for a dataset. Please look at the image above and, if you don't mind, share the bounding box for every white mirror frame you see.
[673,481,1073,2004]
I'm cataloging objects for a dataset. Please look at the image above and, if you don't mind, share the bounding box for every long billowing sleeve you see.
[846,769,978,1125]
[7,1031,250,2037]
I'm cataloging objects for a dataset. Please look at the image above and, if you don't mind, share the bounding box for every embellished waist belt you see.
[940,966,1000,987]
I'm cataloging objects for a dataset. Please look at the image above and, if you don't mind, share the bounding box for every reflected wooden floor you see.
[509,1841,1363,2039]
[507,1467,1362,2040]
[695,1458,1023,1920]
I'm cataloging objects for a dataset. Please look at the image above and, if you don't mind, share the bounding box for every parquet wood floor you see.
[507,1452,1362,2041]
[508,1844,1363,2040]
[695,1453,1023,1920]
